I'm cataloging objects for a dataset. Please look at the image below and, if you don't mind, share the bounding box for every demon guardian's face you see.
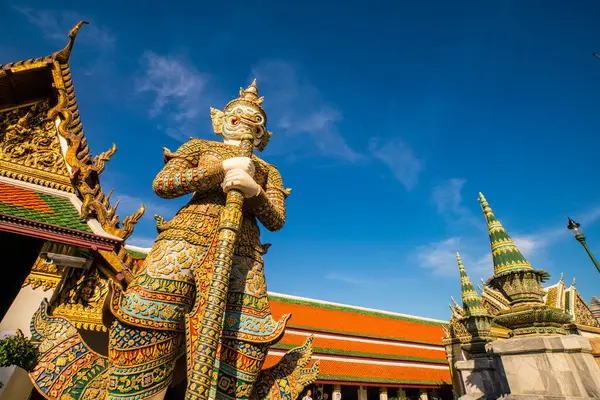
[221,103,267,148]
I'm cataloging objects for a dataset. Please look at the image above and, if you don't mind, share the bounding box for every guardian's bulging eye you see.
[230,118,239,126]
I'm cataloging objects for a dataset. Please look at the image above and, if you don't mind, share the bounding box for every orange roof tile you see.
[275,331,446,363]
[264,354,450,386]
[265,295,450,385]
[269,295,446,345]
[0,182,53,213]
[0,181,92,232]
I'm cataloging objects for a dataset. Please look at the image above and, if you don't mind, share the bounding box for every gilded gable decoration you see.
[0,101,73,192]
[574,292,600,328]
[0,21,144,242]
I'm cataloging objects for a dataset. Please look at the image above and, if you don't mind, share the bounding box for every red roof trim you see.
[0,213,118,251]
[286,326,444,348]
[271,344,446,365]
[314,378,446,389]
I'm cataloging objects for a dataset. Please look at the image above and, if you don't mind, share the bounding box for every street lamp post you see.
[567,217,600,274]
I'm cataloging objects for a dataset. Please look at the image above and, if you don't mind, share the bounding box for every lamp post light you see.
[567,217,600,274]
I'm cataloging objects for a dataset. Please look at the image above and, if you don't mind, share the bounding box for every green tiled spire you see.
[478,192,532,276]
[457,253,488,317]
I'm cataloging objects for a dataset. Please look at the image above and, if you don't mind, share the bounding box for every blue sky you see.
[2,0,600,320]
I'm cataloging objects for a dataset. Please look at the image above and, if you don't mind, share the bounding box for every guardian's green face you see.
[222,103,266,147]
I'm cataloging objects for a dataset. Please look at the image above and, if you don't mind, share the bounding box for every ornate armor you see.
[28,81,318,400]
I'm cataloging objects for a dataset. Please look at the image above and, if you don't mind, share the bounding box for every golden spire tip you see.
[456,252,464,266]
[478,192,492,212]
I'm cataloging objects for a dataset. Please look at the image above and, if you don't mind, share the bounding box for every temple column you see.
[379,387,388,400]
[358,386,367,400]
[419,389,429,400]
[397,388,407,399]
[333,385,342,400]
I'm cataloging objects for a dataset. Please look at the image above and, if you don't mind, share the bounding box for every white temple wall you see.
[0,284,54,399]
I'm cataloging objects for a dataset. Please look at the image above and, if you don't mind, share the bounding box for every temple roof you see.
[269,292,447,343]
[0,22,144,282]
[0,21,144,242]
[0,180,91,232]
[268,293,450,387]
[264,353,450,387]
[0,177,120,251]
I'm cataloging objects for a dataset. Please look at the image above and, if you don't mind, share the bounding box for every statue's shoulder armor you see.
[254,159,290,197]
[163,138,221,164]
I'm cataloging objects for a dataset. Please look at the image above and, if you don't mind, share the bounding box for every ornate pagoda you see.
[443,193,600,399]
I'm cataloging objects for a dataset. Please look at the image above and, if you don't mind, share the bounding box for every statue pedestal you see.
[487,335,600,399]
[455,357,507,400]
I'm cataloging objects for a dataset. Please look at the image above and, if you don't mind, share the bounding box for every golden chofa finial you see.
[53,20,89,64]
[238,79,264,105]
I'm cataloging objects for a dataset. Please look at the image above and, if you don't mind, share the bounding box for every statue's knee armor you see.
[110,240,198,331]
[108,319,183,399]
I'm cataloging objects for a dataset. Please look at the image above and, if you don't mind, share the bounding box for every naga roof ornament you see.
[478,192,533,276]
[456,252,488,317]
[53,20,89,64]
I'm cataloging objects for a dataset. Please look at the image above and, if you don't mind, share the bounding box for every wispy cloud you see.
[13,7,115,52]
[431,178,483,229]
[136,52,210,141]
[432,178,466,214]
[252,59,361,161]
[505,205,600,261]
[416,237,492,277]
[369,137,423,190]
[578,205,600,226]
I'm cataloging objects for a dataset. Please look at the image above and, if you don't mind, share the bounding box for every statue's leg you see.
[108,240,202,400]
[148,388,169,400]
[212,339,271,400]
[211,255,290,400]
[108,319,183,400]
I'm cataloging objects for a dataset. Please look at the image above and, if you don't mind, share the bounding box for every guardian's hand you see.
[222,157,255,176]
[222,169,260,198]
